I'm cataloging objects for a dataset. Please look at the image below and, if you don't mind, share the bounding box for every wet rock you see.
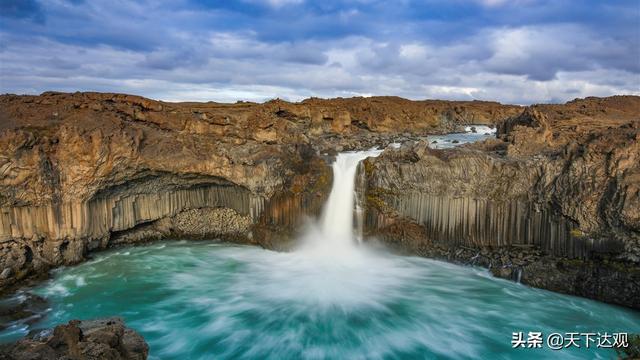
[0,268,12,279]
[0,317,148,360]
[0,293,48,330]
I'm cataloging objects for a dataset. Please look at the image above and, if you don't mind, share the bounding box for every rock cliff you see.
[0,91,520,290]
[1,92,639,308]
[360,95,640,308]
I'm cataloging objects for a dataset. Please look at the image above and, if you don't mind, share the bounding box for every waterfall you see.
[298,150,382,253]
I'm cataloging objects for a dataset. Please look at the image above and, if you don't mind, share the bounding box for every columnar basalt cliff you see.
[0,91,520,290]
[1,92,639,308]
[360,96,640,308]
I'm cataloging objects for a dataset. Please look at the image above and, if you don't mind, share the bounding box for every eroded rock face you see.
[0,91,522,290]
[0,317,148,360]
[360,95,640,308]
[1,91,639,309]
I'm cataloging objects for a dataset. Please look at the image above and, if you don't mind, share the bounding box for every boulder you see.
[0,317,148,360]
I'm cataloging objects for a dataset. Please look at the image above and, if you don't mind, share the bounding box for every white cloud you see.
[477,0,509,6]
[473,0,538,7]
[0,20,637,105]
[244,0,304,8]
[399,43,429,61]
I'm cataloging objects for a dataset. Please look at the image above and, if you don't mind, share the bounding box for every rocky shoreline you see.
[0,92,638,311]
[0,317,148,359]
[359,96,640,309]
[368,219,639,308]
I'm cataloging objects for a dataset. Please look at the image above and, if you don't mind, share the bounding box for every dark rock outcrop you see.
[0,293,48,331]
[0,317,148,360]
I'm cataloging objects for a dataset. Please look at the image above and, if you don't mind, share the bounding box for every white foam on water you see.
[428,124,497,149]
[42,283,70,296]
[464,125,496,134]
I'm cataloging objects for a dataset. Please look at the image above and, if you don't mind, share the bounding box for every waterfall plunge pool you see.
[1,241,638,359]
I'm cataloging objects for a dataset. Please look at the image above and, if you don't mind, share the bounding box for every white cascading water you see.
[298,149,382,255]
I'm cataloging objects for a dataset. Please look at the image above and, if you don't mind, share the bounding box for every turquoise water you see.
[426,125,496,149]
[1,241,637,359]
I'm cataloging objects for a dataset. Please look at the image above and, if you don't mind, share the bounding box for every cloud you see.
[475,0,510,6]
[473,0,537,7]
[0,0,638,104]
[0,0,45,23]
[481,25,625,81]
[245,0,304,7]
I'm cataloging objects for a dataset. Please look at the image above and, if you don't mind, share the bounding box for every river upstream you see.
[1,128,638,359]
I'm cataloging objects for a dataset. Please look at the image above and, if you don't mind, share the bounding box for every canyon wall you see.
[360,96,640,308]
[0,91,518,290]
[1,91,639,308]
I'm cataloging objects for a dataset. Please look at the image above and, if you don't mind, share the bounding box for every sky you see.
[0,0,639,104]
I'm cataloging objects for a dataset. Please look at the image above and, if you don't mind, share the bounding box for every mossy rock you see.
[366,194,388,211]
[616,334,640,359]
[569,228,584,238]
[362,159,375,177]
[558,257,640,275]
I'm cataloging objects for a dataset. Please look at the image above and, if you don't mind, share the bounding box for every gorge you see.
[2,147,639,359]
[0,92,639,358]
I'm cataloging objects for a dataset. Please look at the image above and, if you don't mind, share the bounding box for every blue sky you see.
[0,0,638,104]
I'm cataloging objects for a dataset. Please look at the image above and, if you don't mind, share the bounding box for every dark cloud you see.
[0,0,45,23]
[140,48,210,70]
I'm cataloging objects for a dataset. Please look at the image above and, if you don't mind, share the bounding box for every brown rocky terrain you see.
[0,91,520,291]
[360,95,640,308]
[0,317,148,359]
[0,91,638,310]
